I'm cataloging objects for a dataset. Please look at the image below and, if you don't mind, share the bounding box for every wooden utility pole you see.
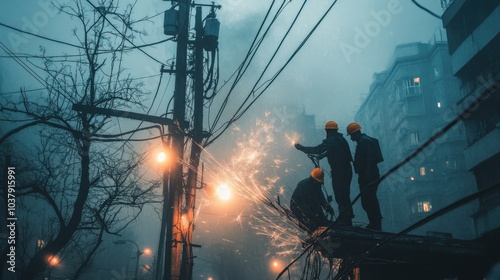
[180,6,204,280]
[164,0,190,279]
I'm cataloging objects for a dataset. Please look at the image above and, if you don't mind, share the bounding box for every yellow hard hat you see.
[347,122,362,135]
[310,168,324,183]
[324,121,338,130]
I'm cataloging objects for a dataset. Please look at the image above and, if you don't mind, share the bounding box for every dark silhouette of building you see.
[442,0,500,240]
[355,37,477,238]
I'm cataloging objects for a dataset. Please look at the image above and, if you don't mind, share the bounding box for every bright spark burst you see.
[284,132,301,146]
[201,114,308,259]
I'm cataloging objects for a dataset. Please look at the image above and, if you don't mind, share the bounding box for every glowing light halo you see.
[216,183,231,201]
[156,151,168,163]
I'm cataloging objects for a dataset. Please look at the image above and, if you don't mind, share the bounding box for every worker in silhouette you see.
[295,121,354,226]
[290,168,334,233]
[347,122,384,230]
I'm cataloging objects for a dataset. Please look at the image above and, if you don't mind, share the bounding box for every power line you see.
[84,0,167,66]
[333,182,500,280]
[0,38,174,61]
[411,0,441,19]
[0,74,162,95]
[206,0,286,145]
[277,58,499,279]
[206,0,339,146]
[0,22,85,49]
[0,42,48,89]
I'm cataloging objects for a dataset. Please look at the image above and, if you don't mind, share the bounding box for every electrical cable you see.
[85,0,167,66]
[0,42,48,89]
[411,0,441,19]
[333,182,500,280]
[0,22,85,49]
[276,64,499,279]
[206,0,339,147]
[218,0,308,135]
[0,74,161,95]
[206,0,284,138]
[0,37,174,60]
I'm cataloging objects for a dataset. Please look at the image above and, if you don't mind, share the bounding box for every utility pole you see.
[164,0,190,279]
[159,1,220,279]
[180,6,204,280]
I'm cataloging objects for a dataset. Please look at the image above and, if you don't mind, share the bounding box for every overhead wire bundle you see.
[203,0,340,147]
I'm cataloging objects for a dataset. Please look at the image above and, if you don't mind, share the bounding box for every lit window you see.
[420,167,426,176]
[410,176,415,181]
[437,102,441,108]
[401,78,422,96]
[418,201,432,213]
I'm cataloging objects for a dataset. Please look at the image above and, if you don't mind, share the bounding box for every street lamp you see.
[113,240,151,280]
[270,259,283,274]
[46,255,60,279]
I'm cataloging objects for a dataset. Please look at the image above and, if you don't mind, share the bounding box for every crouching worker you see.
[290,168,334,234]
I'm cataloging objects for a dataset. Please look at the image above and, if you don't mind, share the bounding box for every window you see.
[411,200,433,214]
[433,66,440,78]
[402,77,422,96]
[418,201,432,212]
[437,102,441,108]
[446,160,457,170]
[420,167,426,176]
[409,132,419,146]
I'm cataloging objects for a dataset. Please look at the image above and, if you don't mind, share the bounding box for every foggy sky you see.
[1,0,443,128]
[0,0,447,278]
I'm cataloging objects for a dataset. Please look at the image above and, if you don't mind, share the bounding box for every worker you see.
[290,168,334,234]
[347,122,384,230]
[295,121,354,226]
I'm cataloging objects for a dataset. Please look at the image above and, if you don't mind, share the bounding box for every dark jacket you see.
[290,177,329,214]
[297,132,353,172]
[353,133,384,175]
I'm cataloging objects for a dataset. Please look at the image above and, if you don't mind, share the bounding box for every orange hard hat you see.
[346,122,362,135]
[310,168,324,183]
[324,121,338,130]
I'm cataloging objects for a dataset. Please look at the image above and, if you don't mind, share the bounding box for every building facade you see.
[355,39,477,238]
[442,0,500,238]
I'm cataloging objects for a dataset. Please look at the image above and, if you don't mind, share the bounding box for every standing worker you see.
[290,168,335,234]
[347,122,384,230]
[295,121,354,226]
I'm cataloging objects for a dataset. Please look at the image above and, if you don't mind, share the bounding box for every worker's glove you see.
[294,143,304,150]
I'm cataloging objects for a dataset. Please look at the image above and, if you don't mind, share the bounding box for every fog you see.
[0,0,459,279]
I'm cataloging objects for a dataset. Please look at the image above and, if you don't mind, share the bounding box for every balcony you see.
[464,127,500,170]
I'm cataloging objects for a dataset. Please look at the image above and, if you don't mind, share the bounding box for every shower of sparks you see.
[200,113,310,259]
[284,132,301,146]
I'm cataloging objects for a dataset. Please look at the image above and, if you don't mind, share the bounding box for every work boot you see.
[365,220,381,231]
[336,215,352,227]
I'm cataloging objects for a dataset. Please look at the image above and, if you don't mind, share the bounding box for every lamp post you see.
[113,240,151,280]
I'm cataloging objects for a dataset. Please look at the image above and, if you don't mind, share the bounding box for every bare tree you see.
[0,0,161,279]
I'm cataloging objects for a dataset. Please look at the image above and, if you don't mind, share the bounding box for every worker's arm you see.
[295,139,329,155]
